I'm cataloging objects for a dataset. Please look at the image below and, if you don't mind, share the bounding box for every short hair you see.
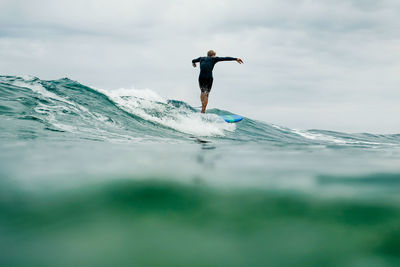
[207,50,216,57]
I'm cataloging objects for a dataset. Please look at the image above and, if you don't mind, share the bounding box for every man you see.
[192,50,243,113]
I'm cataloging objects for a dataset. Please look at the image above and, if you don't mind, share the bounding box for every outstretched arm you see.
[215,57,244,64]
[192,57,201,67]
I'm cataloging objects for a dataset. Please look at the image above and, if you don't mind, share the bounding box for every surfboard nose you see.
[220,114,243,123]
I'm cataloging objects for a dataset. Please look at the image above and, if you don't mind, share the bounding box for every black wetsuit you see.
[192,56,237,92]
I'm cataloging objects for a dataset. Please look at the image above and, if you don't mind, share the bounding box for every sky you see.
[1,0,400,133]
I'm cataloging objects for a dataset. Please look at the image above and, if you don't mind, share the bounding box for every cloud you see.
[1,0,400,133]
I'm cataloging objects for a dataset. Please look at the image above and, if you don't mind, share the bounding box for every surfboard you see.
[220,114,243,123]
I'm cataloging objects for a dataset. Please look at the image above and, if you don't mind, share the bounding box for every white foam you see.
[272,123,383,146]
[20,75,37,82]
[12,78,235,137]
[12,80,76,106]
[14,79,115,135]
[292,129,347,144]
[292,129,382,146]
[107,88,166,103]
[97,87,235,137]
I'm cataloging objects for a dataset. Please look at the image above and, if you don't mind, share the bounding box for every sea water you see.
[1,75,400,266]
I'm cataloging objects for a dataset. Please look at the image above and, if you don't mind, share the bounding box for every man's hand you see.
[236,58,243,64]
[192,63,197,67]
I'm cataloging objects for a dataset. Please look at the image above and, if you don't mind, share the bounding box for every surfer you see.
[192,50,243,113]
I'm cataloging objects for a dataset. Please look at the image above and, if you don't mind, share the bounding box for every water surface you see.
[1,75,400,266]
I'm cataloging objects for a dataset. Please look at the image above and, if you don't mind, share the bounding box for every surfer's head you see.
[207,50,216,57]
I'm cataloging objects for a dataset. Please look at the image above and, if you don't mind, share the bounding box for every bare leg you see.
[200,92,209,113]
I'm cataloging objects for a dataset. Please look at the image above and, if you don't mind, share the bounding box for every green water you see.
[1,75,400,266]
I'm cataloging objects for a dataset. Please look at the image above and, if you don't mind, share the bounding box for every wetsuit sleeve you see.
[215,57,237,62]
[192,57,201,63]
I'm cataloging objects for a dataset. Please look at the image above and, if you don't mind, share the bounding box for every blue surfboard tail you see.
[220,114,243,123]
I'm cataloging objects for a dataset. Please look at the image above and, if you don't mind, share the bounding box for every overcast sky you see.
[1,0,400,133]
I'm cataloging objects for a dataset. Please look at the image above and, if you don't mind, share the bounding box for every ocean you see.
[1,75,400,266]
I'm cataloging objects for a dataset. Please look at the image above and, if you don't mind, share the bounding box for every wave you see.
[1,75,399,147]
